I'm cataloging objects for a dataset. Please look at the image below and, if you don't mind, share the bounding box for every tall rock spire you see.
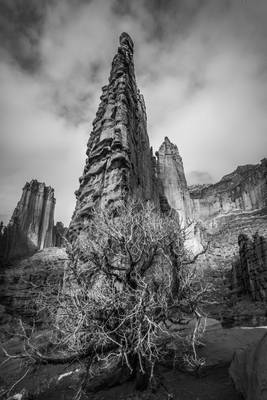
[69,33,158,240]
[157,137,193,226]
[1,180,56,260]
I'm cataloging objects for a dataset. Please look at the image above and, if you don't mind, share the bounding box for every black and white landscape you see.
[0,1,267,399]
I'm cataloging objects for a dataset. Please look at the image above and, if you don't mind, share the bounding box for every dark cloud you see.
[0,0,50,71]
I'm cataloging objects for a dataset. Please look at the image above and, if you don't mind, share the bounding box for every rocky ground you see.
[0,247,67,340]
[1,318,267,399]
[1,242,267,399]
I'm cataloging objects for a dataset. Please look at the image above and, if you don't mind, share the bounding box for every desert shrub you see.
[13,201,208,396]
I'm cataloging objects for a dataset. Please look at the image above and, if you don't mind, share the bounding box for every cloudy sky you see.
[0,0,267,225]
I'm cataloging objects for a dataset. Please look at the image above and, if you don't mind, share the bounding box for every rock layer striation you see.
[189,158,267,231]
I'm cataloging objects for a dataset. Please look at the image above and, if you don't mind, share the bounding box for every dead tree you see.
[4,201,210,397]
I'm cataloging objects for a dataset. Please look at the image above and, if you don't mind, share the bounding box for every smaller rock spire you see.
[157,137,192,225]
[2,180,56,260]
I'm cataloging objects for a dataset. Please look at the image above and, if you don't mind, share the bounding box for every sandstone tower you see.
[1,180,55,259]
[157,137,193,227]
[69,33,158,241]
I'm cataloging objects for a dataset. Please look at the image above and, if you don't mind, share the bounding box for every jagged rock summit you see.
[69,32,158,241]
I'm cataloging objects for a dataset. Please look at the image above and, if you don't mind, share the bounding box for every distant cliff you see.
[189,158,267,230]
[68,32,159,241]
[1,180,56,260]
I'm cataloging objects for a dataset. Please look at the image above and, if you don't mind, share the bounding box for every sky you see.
[0,0,267,225]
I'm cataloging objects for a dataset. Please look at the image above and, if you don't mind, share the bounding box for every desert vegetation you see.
[3,201,210,398]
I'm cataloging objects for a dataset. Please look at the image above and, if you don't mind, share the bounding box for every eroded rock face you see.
[1,180,56,260]
[229,332,267,400]
[189,158,267,231]
[53,221,67,248]
[157,137,193,227]
[69,32,159,241]
[231,233,267,300]
[188,159,267,272]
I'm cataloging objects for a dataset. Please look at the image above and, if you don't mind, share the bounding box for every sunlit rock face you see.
[230,332,267,400]
[189,158,267,231]
[190,159,267,270]
[2,180,56,260]
[69,32,159,241]
[156,137,204,254]
[156,137,193,227]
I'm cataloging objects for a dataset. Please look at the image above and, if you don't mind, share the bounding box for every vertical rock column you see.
[69,33,158,241]
[231,233,267,300]
[156,137,193,227]
[2,180,56,260]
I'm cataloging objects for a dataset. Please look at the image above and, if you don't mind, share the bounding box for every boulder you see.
[229,332,267,399]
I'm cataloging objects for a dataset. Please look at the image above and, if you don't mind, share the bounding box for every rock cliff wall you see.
[189,158,267,231]
[231,233,267,301]
[1,180,56,260]
[68,32,159,241]
[187,159,267,271]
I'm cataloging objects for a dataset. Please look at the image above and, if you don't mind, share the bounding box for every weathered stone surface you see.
[229,332,267,400]
[189,159,267,231]
[156,137,205,254]
[156,137,193,227]
[0,248,67,323]
[53,221,67,248]
[199,324,267,369]
[190,160,267,274]
[231,233,267,300]
[0,180,56,260]
[69,32,159,241]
